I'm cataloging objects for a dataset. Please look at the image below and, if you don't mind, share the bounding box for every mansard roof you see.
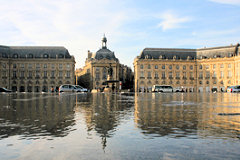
[139,48,196,60]
[0,45,72,58]
[138,44,240,60]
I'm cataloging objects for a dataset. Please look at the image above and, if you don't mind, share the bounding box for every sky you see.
[0,0,240,69]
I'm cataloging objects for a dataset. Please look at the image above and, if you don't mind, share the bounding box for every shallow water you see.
[0,92,240,160]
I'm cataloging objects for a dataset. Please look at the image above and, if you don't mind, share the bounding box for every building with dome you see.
[0,45,75,92]
[134,44,240,92]
[76,36,133,91]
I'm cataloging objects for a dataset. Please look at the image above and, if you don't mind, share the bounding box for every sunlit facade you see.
[134,44,240,92]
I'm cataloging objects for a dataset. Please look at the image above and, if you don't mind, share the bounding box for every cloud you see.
[0,0,130,68]
[157,11,191,31]
[209,0,240,5]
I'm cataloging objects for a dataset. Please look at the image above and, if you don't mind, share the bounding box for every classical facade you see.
[134,44,240,92]
[77,36,133,91]
[0,45,75,92]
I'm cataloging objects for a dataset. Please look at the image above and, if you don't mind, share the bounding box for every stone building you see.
[77,35,133,91]
[134,44,240,92]
[0,45,75,92]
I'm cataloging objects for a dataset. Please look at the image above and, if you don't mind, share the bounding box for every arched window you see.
[58,54,64,58]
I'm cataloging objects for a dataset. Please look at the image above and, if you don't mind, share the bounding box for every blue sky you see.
[0,0,240,68]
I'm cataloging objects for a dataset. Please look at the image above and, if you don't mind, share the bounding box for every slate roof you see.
[93,48,118,61]
[139,48,196,60]
[138,44,240,60]
[0,45,72,58]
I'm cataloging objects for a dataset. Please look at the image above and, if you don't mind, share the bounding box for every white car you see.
[227,85,240,93]
[73,85,88,92]
[59,84,75,92]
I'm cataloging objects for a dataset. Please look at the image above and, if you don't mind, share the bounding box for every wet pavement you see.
[0,92,240,160]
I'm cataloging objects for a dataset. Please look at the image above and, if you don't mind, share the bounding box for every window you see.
[176,72,180,78]
[51,71,55,77]
[220,64,224,68]
[162,71,165,78]
[169,65,172,70]
[213,64,216,69]
[67,71,70,78]
[183,72,186,78]
[13,71,17,78]
[148,71,151,77]
[199,72,203,79]
[36,71,40,77]
[28,54,33,58]
[21,64,24,69]
[206,71,210,78]
[36,64,40,70]
[190,65,193,70]
[13,64,17,69]
[67,64,70,69]
[140,64,143,69]
[2,63,6,68]
[220,71,224,78]
[155,65,158,69]
[190,72,193,78]
[44,71,47,77]
[140,71,144,77]
[199,65,202,69]
[155,72,158,78]
[51,64,55,69]
[44,64,47,69]
[20,71,24,78]
[169,72,173,78]
[213,71,217,78]
[228,64,231,68]
[28,71,32,78]
[28,64,32,69]
[176,65,179,70]
[58,64,62,69]
[43,54,48,58]
[162,65,165,69]
[183,65,186,70]
[13,54,18,58]
[59,71,62,77]
[58,54,64,58]
[206,65,209,69]
[228,71,232,78]
[148,64,151,69]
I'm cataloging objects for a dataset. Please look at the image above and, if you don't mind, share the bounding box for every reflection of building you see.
[134,93,240,139]
[76,35,133,90]
[0,93,76,138]
[0,45,75,92]
[134,44,240,92]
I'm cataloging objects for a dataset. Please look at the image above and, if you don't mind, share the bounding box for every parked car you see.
[73,85,88,92]
[0,87,12,93]
[152,85,173,92]
[59,85,75,92]
[227,85,240,93]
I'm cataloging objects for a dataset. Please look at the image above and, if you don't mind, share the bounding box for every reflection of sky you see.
[1,93,240,159]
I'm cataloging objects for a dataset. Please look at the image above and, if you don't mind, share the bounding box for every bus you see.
[152,85,173,92]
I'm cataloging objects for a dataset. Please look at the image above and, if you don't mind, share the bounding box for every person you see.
[51,87,54,92]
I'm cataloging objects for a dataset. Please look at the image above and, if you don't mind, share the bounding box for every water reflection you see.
[75,93,134,149]
[134,93,240,139]
[0,93,76,140]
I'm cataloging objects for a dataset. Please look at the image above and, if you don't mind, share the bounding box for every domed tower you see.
[102,34,107,49]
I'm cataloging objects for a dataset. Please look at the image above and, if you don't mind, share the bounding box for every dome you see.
[94,48,118,61]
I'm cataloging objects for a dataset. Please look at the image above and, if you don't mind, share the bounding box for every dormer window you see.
[187,56,192,60]
[43,54,48,58]
[228,53,232,57]
[13,54,18,58]
[58,54,64,58]
[28,54,33,58]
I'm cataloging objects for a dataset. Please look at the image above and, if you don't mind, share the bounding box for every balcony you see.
[212,77,217,79]
[12,77,17,80]
[43,76,48,79]
[154,77,159,79]
[50,77,55,79]
[147,77,152,79]
[27,77,33,79]
[161,77,166,80]
[175,77,180,80]
[35,76,40,79]
[190,77,194,80]
[169,77,173,80]
[205,77,210,79]
[198,77,203,80]
[2,76,7,79]
[140,77,145,79]
[182,77,187,80]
